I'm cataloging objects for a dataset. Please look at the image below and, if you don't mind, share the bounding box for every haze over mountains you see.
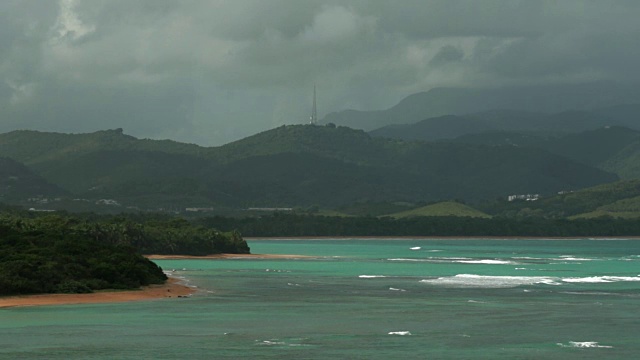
[323,82,640,131]
[2,83,640,217]
[0,123,623,210]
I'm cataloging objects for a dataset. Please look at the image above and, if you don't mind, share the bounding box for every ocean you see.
[2,239,640,359]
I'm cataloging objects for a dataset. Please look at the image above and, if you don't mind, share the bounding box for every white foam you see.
[258,340,286,346]
[420,274,561,288]
[557,256,593,261]
[557,341,613,348]
[388,331,411,336]
[388,257,471,262]
[456,259,517,265]
[562,276,640,283]
[388,258,431,262]
[359,275,388,278]
[389,287,406,292]
[410,247,421,250]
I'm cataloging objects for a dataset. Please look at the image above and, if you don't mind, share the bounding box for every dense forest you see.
[198,213,640,237]
[0,125,618,209]
[0,211,250,296]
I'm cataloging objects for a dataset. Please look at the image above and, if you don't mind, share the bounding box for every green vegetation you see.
[0,125,618,210]
[0,211,249,296]
[481,179,640,218]
[336,201,415,217]
[0,217,166,296]
[602,141,640,179]
[0,157,66,202]
[198,213,640,238]
[387,201,491,219]
[570,195,640,219]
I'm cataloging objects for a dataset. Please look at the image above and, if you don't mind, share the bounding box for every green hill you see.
[323,83,640,131]
[0,128,207,165]
[368,104,640,144]
[0,125,620,209]
[570,195,640,219]
[484,179,640,218]
[451,126,640,180]
[0,157,66,201]
[450,131,551,147]
[369,115,493,142]
[387,201,491,219]
[540,126,640,168]
[601,141,640,179]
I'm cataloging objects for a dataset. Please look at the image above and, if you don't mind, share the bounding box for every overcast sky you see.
[1,0,639,146]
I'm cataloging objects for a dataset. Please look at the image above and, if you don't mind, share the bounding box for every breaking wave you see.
[562,276,640,283]
[420,274,640,288]
[420,274,561,288]
[557,341,613,348]
[388,331,411,336]
[455,259,518,265]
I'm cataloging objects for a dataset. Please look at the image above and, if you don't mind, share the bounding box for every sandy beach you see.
[146,253,312,260]
[0,254,308,309]
[0,278,194,309]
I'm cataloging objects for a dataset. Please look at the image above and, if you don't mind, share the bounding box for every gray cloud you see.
[1,0,639,145]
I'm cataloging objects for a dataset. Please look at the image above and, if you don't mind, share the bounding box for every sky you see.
[1,0,640,146]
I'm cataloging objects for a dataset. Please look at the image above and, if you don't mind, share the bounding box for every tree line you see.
[197,213,640,237]
[0,211,250,295]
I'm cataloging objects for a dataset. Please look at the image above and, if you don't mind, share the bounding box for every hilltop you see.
[386,201,491,219]
[324,83,640,131]
[370,105,640,144]
[481,179,640,219]
[0,125,621,211]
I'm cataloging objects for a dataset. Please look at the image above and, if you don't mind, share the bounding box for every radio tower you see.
[309,84,317,125]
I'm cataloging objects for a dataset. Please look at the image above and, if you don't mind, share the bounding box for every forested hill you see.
[449,126,640,180]
[0,125,619,209]
[480,179,640,219]
[0,128,207,165]
[369,105,640,144]
[0,211,250,295]
[0,157,67,201]
[323,82,640,131]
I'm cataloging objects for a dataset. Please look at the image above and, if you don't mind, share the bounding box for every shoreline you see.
[0,277,194,309]
[245,236,640,240]
[146,253,312,260]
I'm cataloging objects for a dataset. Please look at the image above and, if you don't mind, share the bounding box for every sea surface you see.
[2,238,640,359]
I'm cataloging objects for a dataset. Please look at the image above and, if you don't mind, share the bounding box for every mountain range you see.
[369,105,640,142]
[323,82,640,131]
[4,79,640,214]
[0,125,620,210]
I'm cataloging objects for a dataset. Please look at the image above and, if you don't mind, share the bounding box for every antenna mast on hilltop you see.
[309,84,317,125]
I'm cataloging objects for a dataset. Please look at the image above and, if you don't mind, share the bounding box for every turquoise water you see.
[2,239,640,359]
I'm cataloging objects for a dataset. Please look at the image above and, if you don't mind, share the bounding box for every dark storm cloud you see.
[1,0,639,145]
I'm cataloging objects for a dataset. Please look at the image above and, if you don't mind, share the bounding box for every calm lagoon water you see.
[2,239,640,359]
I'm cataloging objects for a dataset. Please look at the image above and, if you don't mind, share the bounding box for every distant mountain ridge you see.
[0,128,207,166]
[0,125,619,209]
[369,104,640,143]
[324,82,640,131]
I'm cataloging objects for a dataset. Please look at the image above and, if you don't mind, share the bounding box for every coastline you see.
[0,277,193,309]
[146,253,312,260]
[245,236,640,240]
